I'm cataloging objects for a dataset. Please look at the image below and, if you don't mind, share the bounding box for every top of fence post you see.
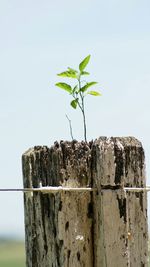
[22,136,148,267]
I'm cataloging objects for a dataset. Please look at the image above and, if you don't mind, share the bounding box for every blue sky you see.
[0,0,150,238]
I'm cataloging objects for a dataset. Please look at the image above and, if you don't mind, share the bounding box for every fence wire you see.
[0,186,150,193]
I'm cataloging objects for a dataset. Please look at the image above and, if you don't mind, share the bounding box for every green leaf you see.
[87,91,101,96]
[72,85,78,94]
[57,71,77,79]
[55,82,72,93]
[67,67,78,73]
[79,55,91,72]
[81,71,90,76]
[81,82,98,93]
[70,99,78,109]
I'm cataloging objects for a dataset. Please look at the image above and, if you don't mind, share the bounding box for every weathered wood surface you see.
[22,137,148,267]
[92,137,148,267]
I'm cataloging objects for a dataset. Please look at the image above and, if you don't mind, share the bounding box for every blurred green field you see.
[0,239,149,266]
[0,240,25,267]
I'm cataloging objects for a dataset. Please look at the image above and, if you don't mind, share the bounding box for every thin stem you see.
[78,76,87,142]
[81,96,87,142]
[66,114,74,140]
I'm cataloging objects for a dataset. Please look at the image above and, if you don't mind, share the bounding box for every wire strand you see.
[0,186,150,193]
[0,186,96,193]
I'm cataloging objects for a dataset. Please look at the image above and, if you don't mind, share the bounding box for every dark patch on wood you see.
[101,185,121,190]
[54,141,59,148]
[143,232,146,238]
[44,244,48,254]
[83,245,86,252]
[139,193,144,212]
[65,221,69,231]
[90,142,98,173]
[114,140,124,184]
[59,200,62,211]
[67,249,71,259]
[55,240,64,267]
[124,146,130,177]
[87,202,93,218]
[117,196,127,223]
[120,234,125,240]
[124,143,145,186]
[77,251,80,261]
[40,195,49,255]
[71,139,78,150]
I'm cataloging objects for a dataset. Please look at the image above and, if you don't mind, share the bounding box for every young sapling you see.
[55,55,101,142]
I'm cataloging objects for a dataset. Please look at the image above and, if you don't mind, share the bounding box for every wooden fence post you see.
[22,137,148,267]
[91,137,148,267]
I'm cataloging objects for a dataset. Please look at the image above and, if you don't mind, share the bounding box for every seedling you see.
[55,55,101,142]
